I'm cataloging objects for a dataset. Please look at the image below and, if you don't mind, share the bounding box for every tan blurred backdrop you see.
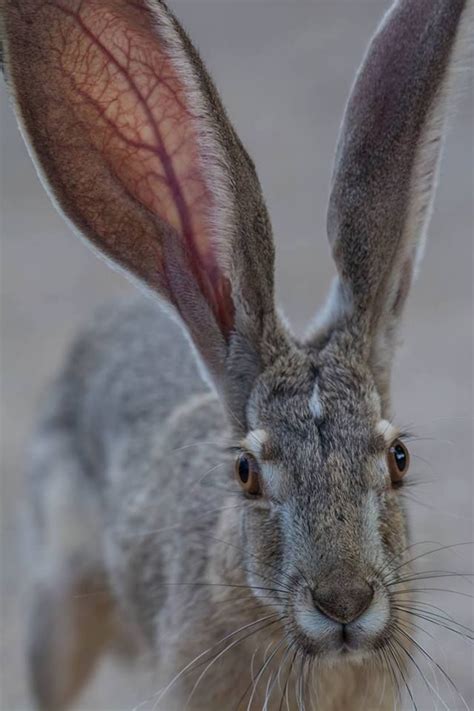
[1,1,473,709]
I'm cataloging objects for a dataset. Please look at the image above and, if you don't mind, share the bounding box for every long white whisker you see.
[246,636,286,711]
[182,615,284,710]
[396,622,470,711]
[149,613,280,710]
[263,640,293,711]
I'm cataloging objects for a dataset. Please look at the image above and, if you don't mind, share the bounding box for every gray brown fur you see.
[1,0,471,709]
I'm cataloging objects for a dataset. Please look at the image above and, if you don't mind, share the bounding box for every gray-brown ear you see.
[2,0,286,424]
[310,0,471,404]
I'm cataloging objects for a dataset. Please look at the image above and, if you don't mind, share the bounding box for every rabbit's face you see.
[237,334,409,661]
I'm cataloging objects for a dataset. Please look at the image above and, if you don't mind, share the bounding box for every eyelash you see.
[396,429,417,442]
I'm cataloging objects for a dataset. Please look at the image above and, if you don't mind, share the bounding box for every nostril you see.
[311,579,374,625]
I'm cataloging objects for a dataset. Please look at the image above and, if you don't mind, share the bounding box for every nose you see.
[311,573,374,625]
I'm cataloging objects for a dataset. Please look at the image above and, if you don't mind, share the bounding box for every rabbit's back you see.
[25,298,229,701]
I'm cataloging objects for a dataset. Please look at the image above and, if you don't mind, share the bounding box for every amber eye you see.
[387,439,410,484]
[235,454,261,495]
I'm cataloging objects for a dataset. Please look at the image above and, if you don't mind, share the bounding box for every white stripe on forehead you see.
[309,381,323,420]
[241,429,268,458]
[369,389,382,416]
[376,419,398,443]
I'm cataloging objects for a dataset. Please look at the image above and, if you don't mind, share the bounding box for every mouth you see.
[291,586,392,660]
[290,626,386,667]
[293,623,375,661]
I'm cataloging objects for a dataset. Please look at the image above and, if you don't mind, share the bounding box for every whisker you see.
[379,645,401,709]
[393,619,445,707]
[262,667,276,711]
[263,640,293,711]
[300,657,308,711]
[373,651,388,711]
[189,462,229,492]
[151,582,289,594]
[309,655,320,711]
[150,613,282,709]
[234,564,294,597]
[386,567,474,589]
[378,540,443,582]
[233,628,283,710]
[392,605,474,640]
[393,613,436,642]
[199,483,242,494]
[391,598,458,623]
[387,638,418,711]
[245,635,288,711]
[200,533,297,594]
[391,586,473,600]
[394,621,470,711]
[182,616,285,710]
[389,541,473,577]
[240,639,274,711]
[249,639,266,693]
[296,656,305,711]
[211,593,289,609]
[279,647,298,711]
[389,569,474,584]
[400,491,473,520]
[391,628,447,711]
[401,476,436,489]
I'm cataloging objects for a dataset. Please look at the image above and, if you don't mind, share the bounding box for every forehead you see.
[246,347,385,467]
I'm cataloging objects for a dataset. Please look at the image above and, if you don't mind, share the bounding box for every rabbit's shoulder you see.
[38,297,210,480]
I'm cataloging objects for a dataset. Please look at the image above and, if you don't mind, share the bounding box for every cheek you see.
[242,507,285,586]
[379,494,408,559]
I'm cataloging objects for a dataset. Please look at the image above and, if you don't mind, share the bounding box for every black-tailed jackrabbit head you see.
[2,1,471,710]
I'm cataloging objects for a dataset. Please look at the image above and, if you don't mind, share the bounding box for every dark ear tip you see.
[0,8,8,81]
[0,15,4,75]
[0,37,6,78]
[0,41,8,83]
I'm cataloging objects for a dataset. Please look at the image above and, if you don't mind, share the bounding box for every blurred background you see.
[1,1,472,709]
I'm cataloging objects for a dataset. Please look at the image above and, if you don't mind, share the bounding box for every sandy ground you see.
[1,1,473,710]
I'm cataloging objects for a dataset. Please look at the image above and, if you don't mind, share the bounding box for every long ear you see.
[310,0,471,407]
[2,0,288,426]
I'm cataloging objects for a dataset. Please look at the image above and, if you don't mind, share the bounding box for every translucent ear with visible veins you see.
[311,0,470,405]
[2,0,283,416]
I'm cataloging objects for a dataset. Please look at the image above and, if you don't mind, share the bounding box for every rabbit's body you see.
[3,0,470,708]
[28,298,207,619]
[28,298,223,705]
[28,297,394,710]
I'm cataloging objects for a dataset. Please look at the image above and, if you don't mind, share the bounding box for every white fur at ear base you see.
[305,278,353,341]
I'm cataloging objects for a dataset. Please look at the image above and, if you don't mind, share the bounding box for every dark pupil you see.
[394,444,406,472]
[239,457,250,483]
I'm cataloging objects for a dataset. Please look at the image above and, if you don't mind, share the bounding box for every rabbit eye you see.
[387,439,410,484]
[235,454,261,496]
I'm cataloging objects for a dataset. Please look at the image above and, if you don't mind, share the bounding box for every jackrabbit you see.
[2,0,471,709]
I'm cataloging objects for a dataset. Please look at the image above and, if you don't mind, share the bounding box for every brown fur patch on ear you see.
[4,0,234,334]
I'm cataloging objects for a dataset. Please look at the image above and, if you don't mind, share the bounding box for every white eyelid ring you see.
[241,429,268,459]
